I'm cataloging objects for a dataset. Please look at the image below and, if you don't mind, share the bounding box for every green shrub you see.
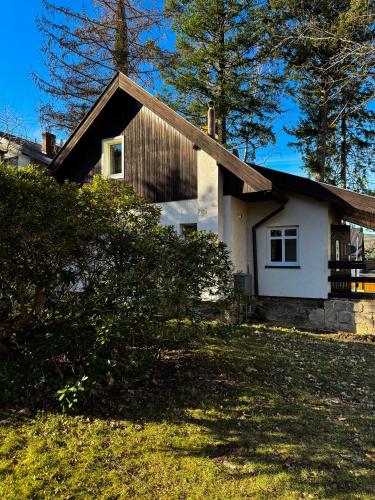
[0,165,232,410]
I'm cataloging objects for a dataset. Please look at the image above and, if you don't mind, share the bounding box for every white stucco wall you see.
[223,195,248,272]
[158,199,198,232]
[159,191,332,299]
[158,150,224,236]
[248,193,331,299]
[158,145,333,299]
[197,150,223,238]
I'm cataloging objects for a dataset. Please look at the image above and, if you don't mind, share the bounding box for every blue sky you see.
[0,1,47,141]
[0,0,305,175]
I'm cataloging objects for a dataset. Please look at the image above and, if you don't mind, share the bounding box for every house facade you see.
[0,132,56,169]
[50,73,375,332]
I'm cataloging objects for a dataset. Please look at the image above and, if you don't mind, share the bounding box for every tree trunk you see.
[244,138,249,163]
[316,79,329,182]
[218,116,227,145]
[216,0,227,145]
[340,111,348,189]
[114,0,129,74]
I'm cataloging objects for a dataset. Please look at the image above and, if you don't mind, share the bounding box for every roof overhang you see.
[51,72,272,193]
[250,164,375,231]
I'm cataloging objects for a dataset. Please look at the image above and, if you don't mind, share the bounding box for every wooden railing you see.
[329,276,375,284]
[328,261,366,269]
[328,260,375,298]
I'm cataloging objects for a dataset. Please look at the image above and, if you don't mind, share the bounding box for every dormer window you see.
[102,136,124,178]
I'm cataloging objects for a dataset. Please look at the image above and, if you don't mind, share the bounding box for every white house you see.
[50,73,375,332]
[0,132,56,168]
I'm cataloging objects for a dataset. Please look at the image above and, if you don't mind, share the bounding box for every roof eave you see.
[51,72,271,192]
[50,73,120,173]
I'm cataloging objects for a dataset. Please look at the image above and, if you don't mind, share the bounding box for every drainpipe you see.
[252,197,288,296]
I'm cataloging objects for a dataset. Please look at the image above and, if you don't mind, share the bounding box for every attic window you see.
[102,136,123,178]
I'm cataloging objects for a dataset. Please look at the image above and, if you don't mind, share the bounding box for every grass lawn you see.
[1,324,375,499]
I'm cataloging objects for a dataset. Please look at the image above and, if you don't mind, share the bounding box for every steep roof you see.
[51,72,271,192]
[50,72,375,230]
[250,164,375,230]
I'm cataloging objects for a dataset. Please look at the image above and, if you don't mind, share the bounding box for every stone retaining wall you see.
[257,296,375,334]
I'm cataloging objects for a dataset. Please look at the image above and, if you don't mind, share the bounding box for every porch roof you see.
[249,164,375,231]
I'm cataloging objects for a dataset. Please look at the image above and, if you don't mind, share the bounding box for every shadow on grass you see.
[2,324,375,497]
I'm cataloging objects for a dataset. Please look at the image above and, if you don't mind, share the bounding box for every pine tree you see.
[34,0,163,132]
[268,0,375,189]
[267,0,344,182]
[285,78,338,183]
[333,86,374,191]
[331,2,375,190]
[160,0,281,159]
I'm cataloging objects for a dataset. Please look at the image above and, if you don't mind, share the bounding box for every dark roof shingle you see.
[250,164,375,230]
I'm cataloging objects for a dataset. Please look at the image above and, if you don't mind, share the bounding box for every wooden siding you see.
[52,73,272,193]
[123,106,197,202]
[54,90,140,184]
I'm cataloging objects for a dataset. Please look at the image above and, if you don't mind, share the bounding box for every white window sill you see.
[265,264,301,269]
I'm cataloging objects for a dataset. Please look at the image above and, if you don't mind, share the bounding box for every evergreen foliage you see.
[0,165,232,410]
[160,0,281,160]
[267,0,375,190]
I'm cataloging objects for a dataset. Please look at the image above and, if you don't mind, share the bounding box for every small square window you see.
[267,226,299,266]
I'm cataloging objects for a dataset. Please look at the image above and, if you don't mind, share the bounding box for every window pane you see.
[270,229,282,237]
[285,239,297,262]
[285,228,297,237]
[110,143,122,174]
[271,239,282,262]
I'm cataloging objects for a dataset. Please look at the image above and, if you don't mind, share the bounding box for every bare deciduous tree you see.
[34,0,165,132]
[0,106,29,164]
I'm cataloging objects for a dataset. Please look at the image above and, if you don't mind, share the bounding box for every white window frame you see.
[267,226,299,267]
[102,136,124,179]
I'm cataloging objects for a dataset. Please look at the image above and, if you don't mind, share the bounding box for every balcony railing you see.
[328,260,375,298]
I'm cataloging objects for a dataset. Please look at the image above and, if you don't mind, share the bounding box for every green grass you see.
[1,324,375,499]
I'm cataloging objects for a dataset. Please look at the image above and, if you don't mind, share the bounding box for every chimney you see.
[42,132,56,157]
[207,101,216,139]
[232,148,239,158]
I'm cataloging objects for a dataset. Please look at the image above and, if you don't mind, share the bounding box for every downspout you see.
[252,197,288,296]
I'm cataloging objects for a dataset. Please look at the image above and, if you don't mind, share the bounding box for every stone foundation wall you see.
[257,296,375,334]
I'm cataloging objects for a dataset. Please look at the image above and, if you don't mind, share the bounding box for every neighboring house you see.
[0,132,56,169]
[50,73,375,332]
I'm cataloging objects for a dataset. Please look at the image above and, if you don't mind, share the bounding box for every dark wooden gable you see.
[52,72,272,194]
[123,106,197,202]
[54,89,139,184]
[54,88,197,202]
